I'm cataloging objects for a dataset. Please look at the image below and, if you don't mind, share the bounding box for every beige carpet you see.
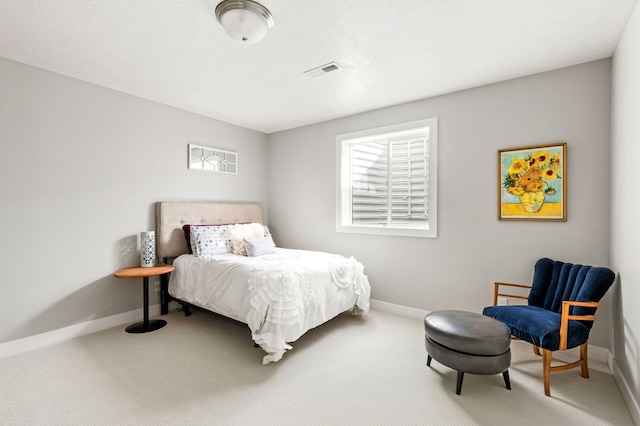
[0,309,633,425]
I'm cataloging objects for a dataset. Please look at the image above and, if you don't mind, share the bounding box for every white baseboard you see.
[369,298,610,364]
[0,299,616,371]
[0,304,163,359]
[612,358,640,425]
[370,298,429,319]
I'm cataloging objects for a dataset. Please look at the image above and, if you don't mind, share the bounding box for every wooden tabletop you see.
[113,264,175,279]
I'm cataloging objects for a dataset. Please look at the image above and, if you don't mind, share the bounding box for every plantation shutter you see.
[351,139,388,225]
[390,137,429,225]
[350,136,429,226]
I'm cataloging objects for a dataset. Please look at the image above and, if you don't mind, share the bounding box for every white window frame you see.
[336,118,438,238]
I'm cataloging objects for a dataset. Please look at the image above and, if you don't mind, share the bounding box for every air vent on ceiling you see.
[303,61,343,77]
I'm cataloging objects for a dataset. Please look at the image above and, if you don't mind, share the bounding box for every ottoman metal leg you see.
[456,371,464,395]
[503,370,511,390]
[457,370,509,395]
[427,354,432,366]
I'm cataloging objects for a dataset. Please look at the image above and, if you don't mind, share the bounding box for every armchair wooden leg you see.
[542,349,552,397]
[533,345,541,356]
[539,344,589,397]
[580,341,589,378]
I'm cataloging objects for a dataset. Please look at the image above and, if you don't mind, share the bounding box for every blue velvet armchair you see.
[482,258,615,397]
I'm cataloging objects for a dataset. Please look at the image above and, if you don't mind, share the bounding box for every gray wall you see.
[267,59,613,348]
[611,1,640,416]
[0,58,268,343]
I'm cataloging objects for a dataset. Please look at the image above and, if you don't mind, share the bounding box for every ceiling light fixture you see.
[215,0,274,44]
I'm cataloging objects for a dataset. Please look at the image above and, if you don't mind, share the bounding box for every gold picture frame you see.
[498,142,566,221]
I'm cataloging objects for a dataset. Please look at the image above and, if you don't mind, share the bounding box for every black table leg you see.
[142,276,149,328]
[160,273,169,315]
[125,276,167,333]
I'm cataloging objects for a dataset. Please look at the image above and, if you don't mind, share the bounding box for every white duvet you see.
[169,248,371,364]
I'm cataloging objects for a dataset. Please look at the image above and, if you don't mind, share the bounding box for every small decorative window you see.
[336,118,438,238]
[188,143,237,174]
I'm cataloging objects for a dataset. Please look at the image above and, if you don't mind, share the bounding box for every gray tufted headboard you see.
[155,201,263,260]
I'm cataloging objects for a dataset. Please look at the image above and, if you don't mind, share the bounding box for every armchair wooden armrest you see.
[558,301,599,350]
[492,282,532,306]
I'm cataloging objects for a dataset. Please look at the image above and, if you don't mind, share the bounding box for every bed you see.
[156,201,371,364]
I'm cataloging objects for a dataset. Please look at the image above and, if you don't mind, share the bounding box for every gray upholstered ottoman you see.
[424,310,511,395]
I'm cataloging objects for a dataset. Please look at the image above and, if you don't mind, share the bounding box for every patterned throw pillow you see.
[225,223,265,256]
[190,225,231,258]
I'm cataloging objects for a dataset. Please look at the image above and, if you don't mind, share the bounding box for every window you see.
[188,143,237,174]
[336,118,437,238]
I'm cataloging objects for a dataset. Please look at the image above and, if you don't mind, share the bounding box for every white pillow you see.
[244,235,276,257]
[190,225,231,258]
[225,223,265,256]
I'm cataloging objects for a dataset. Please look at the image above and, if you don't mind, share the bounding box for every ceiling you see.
[0,0,637,134]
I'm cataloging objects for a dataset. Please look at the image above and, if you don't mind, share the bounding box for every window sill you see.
[335,224,437,238]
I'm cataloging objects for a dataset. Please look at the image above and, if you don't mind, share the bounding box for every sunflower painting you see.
[498,143,566,221]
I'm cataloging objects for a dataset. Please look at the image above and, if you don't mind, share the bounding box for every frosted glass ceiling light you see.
[215,0,274,44]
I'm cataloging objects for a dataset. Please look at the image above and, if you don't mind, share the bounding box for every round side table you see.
[114,264,175,333]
